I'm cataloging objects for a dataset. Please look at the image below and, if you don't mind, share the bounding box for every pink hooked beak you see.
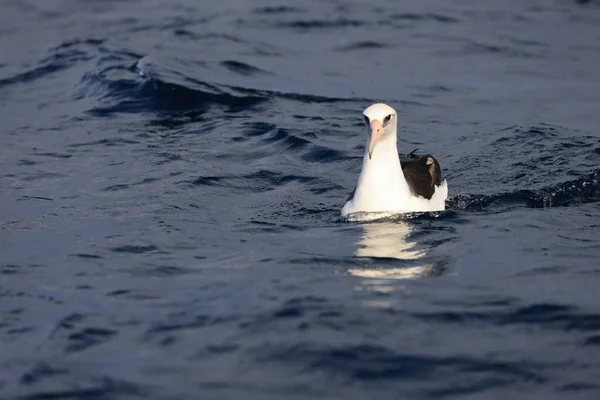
[368,120,383,159]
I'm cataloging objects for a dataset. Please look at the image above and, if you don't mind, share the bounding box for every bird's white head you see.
[362,103,398,159]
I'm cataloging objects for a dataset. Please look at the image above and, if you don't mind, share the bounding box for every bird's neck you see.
[364,133,399,164]
[353,133,411,206]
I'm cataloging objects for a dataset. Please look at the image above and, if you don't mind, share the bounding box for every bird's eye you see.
[383,114,392,124]
[364,115,370,124]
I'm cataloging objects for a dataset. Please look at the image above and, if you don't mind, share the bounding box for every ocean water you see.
[2,0,600,398]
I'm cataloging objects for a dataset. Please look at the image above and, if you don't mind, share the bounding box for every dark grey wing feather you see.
[400,152,443,199]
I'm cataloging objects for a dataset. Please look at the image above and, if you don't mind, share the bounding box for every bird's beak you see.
[368,120,383,159]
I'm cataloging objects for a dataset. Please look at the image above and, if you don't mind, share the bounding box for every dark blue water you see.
[2,0,600,398]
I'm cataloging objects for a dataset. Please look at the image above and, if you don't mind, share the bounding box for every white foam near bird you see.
[341,103,448,220]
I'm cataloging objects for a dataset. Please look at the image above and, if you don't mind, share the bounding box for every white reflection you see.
[348,221,434,280]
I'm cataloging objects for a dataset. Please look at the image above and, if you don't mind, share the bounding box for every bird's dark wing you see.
[400,152,443,199]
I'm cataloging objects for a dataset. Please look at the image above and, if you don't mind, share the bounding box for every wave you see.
[0,43,96,89]
[447,125,600,211]
[449,168,600,211]
[82,64,266,116]
[79,51,371,117]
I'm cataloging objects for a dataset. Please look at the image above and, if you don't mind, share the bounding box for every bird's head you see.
[362,103,398,159]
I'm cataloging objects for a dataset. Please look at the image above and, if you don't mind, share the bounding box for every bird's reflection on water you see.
[349,220,436,280]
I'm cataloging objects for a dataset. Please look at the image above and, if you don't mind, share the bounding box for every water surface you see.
[2,0,600,398]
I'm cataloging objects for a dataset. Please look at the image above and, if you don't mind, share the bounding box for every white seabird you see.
[342,103,448,219]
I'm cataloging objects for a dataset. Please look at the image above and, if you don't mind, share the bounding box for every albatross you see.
[341,103,448,219]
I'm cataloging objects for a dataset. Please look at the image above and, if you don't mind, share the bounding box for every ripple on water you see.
[188,170,317,192]
[389,13,460,24]
[109,245,158,254]
[334,41,391,51]
[50,313,118,353]
[253,6,304,15]
[275,19,365,30]
[219,60,270,76]
[252,342,546,387]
